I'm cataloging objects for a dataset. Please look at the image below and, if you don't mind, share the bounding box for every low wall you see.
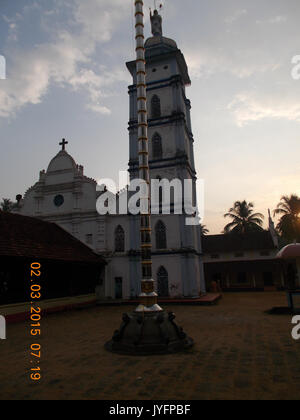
[0,294,97,324]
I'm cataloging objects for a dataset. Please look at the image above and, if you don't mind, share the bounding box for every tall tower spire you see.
[126,0,204,300]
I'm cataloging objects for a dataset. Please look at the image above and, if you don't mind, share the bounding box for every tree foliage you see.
[199,224,209,235]
[223,200,264,234]
[0,198,14,212]
[273,194,300,242]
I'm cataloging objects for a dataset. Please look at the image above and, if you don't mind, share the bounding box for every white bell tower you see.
[126,9,206,297]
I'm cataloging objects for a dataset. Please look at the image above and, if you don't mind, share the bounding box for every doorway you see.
[263,272,274,287]
[157,267,169,297]
[115,277,123,299]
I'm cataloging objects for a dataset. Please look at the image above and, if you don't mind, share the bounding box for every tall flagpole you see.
[134,0,161,313]
[105,1,193,354]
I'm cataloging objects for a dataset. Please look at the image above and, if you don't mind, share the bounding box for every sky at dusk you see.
[0,0,299,234]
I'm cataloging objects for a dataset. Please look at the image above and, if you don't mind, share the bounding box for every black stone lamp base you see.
[105,310,194,355]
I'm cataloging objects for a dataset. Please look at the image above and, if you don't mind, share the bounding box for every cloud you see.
[256,15,287,24]
[0,0,131,119]
[68,67,128,115]
[186,49,281,80]
[74,0,130,43]
[2,13,23,41]
[269,15,287,24]
[227,92,300,126]
[224,9,247,25]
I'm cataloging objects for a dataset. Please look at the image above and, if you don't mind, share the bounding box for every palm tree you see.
[0,198,14,212]
[199,224,209,235]
[273,194,300,241]
[223,200,264,234]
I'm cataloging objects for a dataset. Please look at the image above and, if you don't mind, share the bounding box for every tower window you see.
[151,95,161,118]
[152,133,163,159]
[115,225,125,252]
[155,220,167,250]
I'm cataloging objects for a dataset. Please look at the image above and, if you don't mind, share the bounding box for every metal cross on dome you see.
[59,138,68,151]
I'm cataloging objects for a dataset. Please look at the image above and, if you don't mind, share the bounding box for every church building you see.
[15,10,206,300]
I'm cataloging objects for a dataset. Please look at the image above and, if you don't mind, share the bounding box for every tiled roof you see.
[0,211,105,264]
[202,231,276,254]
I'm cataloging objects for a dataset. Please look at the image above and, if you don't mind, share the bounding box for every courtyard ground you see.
[0,292,299,400]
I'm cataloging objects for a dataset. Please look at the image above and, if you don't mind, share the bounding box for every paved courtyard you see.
[0,292,299,400]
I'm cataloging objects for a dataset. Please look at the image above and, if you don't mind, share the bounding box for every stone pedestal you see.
[105,310,194,355]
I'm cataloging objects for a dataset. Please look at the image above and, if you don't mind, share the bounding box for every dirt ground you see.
[0,292,299,400]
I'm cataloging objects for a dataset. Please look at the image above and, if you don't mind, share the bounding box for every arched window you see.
[152,133,163,159]
[151,95,161,118]
[155,220,167,250]
[157,266,169,297]
[115,225,125,252]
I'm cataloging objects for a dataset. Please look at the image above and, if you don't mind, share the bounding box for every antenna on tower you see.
[150,1,163,15]
[153,0,163,11]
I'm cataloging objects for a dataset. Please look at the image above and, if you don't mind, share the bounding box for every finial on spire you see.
[59,138,68,151]
[150,7,163,37]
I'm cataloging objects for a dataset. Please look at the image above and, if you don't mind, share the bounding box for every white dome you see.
[145,35,177,50]
[47,151,77,173]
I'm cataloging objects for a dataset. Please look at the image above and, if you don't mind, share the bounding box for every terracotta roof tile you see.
[202,231,276,254]
[0,211,105,265]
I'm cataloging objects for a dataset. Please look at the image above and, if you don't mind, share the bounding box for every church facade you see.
[15,11,206,300]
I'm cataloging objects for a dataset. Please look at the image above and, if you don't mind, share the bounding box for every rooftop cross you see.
[59,138,68,151]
